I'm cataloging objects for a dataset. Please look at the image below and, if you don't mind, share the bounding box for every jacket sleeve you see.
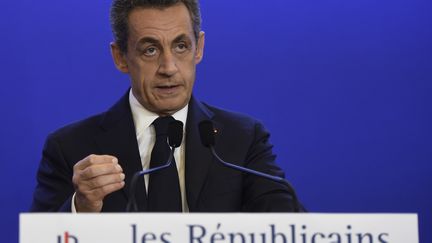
[241,121,305,212]
[30,134,74,212]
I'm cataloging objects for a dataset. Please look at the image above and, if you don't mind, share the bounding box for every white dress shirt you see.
[129,90,189,212]
[72,90,189,212]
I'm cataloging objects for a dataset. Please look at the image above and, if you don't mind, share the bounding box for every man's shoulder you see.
[47,112,106,143]
[200,101,263,131]
[47,91,131,143]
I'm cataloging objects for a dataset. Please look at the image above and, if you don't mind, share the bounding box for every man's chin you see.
[152,100,188,116]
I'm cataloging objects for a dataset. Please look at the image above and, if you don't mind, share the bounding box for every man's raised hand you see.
[72,154,125,212]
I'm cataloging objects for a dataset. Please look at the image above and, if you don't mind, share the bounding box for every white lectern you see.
[20,213,418,243]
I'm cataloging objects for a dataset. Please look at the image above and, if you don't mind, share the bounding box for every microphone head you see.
[168,120,183,148]
[198,120,216,147]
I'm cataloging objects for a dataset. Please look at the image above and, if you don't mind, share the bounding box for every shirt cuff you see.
[71,192,77,213]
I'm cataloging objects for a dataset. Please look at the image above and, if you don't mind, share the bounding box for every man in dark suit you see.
[31,0,301,213]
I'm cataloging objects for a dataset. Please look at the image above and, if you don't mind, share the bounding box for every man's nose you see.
[157,51,178,77]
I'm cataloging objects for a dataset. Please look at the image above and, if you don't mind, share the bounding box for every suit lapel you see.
[93,93,217,212]
[185,96,218,211]
[94,91,147,211]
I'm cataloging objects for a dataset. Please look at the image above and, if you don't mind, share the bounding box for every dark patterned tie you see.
[147,116,182,211]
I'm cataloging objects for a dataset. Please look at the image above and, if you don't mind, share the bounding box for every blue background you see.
[1,0,431,242]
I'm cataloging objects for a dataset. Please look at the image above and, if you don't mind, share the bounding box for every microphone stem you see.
[210,146,284,182]
[126,147,176,212]
[209,145,301,212]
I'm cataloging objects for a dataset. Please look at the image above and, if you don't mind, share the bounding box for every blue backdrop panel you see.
[1,0,431,242]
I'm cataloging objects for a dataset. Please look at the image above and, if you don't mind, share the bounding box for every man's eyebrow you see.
[137,37,160,46]
[136,34,192,47]
[173,34,191,43]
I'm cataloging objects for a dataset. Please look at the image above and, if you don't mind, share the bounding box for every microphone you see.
[198,120,302,212]
[126,120,183,212]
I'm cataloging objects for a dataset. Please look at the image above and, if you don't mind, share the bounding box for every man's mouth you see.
[156,84,180,89]
[154,84,182,95]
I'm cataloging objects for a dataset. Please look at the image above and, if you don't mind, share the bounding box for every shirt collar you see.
[129,89,188,135]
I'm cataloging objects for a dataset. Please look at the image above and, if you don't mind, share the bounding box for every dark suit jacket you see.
[30,91,299,212]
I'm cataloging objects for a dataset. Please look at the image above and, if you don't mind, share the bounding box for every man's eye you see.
[143,47,158,56]
[174,43,189,53]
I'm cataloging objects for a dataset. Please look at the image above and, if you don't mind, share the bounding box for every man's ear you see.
[110,42,129,73]
[195,31,205,64]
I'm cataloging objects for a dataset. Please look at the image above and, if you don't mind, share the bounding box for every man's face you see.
[111,3,204,115]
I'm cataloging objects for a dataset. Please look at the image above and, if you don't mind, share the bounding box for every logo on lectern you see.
[57,231,79,243]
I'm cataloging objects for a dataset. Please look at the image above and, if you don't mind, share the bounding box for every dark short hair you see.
[110,0,201,53]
